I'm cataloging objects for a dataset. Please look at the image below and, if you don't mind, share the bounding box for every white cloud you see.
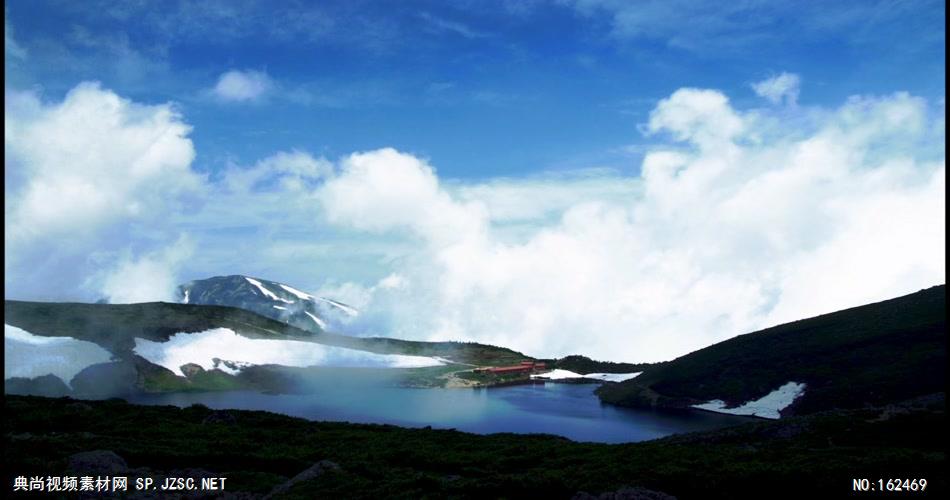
[97,235,195,304]
[319,148,489,247]
[316,86,944,363]
[5,82,204,301]
[752,72,801,106]
[647,88,744,147]
[4,79,943,366]
[451,169,641,224]
[223,150,332,193]
[212,69,273,102]
[5,83,199,242]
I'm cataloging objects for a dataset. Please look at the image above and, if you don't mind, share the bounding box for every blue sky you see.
[7,0,944,177]
[5,1,946,361]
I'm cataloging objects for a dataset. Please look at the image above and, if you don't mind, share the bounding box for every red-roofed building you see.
[474,361,547,375]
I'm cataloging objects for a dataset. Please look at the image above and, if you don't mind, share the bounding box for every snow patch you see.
[279,283,313,300]
[531,369,642,382]
[273,305,287,311]
[582,372,642,382]
[531,369,585,379]
[245,277,293,303]
[304,311,327,330]
[182,290,189,304]
[692,381,806,419]
[4,324,113,387]
[132,328,444,376]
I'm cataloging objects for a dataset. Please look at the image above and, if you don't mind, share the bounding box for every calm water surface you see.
[127,382,756,443]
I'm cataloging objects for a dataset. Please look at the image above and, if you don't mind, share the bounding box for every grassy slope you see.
[597,285,946,415]
[5,394,945,499]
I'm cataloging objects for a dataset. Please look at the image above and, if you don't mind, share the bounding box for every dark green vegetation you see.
[550,355,656,374]
[5,394,945,499]
[597,285,947,416]
[4,375,71,397]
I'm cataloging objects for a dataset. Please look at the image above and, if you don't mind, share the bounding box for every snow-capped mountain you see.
[176,275,358,334]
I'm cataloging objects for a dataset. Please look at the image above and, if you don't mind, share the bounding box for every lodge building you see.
[473,360,547,375]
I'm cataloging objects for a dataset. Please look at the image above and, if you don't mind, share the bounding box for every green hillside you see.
[597,285,946,416]
[3,300,528,366]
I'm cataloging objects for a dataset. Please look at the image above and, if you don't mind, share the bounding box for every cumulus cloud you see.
[320,148,489,247]
[212,69,273,102]
[97,236,195,303]
[316,86,944,362]
[5,82,204,301]
[647,88,744,146]
[4,78,943,366]
[5,83,198,241]
[752,72,801,106]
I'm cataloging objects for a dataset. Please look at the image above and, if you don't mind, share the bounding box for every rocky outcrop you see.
[181,363,205,378]
[71,360,139,398]
[202,410,237,425]
[265,460,342,499]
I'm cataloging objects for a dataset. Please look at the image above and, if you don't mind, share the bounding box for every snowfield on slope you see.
[304,311,327,329]
[531,369,642,382]
[133,328,444,376]
[4,324,113,386]
[278,283,313,300]
[245,277,294,303]
[691,381,806,419]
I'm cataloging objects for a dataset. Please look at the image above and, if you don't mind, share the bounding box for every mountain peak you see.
[176,275,358,334]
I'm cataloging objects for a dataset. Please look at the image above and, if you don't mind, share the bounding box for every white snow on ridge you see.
[531,369,642,382]
[692,381,806,419]
[273,305,287,311]
[132,328,444,376]
[4,324,113,387]
[304,311,327,330]
[315,297,358,316]
[245,277,294,303]
[278,283,313,300]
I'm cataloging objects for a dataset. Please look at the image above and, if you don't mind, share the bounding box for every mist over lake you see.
[125,382,756,443]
